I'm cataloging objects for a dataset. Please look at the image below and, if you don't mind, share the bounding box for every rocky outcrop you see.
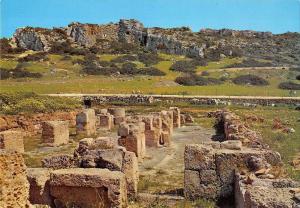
[13,27,67,51]
[66,22,119,47]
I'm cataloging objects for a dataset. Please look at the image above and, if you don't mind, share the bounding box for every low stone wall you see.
[80,94,300,106]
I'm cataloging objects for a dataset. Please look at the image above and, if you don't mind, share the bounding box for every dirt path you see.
[137,124,215,196]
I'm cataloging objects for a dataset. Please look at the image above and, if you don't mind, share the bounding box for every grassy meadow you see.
[1,52,299,96]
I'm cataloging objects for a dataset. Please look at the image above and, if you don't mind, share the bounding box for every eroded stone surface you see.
[42,121,69,146]
[0,130,24,153]
[76,109,96,136]
[50,168,127,208]
[0,150,30,208]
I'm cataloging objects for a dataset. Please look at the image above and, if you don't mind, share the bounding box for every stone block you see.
[76,109,96,136]
[27,168,52,206]
[122,151,139,197]
[235,174,298,208]
[0,150,30,208]
[160,131,171,147]
[98,113,114,130]
[184,144,215,171]
[170,107,181,128]
[220,140,242,150]
[50,168,127,208]
[0,130,24,153]
[42,121,69,146]
[108,108,126,125]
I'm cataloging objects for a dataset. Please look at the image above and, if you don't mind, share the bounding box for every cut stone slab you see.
[0,130,24,153]
[50,168,127,208]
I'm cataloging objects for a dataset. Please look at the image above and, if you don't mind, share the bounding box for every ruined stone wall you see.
[84,94,300,107]
[0,150,30,208]
[184,143,282,200]
[0,111,78,137]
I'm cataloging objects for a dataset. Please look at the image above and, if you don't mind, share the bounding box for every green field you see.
[1,52,299,96]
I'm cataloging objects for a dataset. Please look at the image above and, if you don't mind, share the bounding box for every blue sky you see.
[1,0,300,37]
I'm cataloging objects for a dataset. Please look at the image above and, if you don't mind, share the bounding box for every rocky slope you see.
[11,19,300,65]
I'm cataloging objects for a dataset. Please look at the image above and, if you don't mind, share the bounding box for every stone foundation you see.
[0,130,24,153]
[76,109,96,136]
[42,121,69,146]
[184,143,282,200]
[235,174,299,208]
[50,168,127,208]
[0,150,30,207]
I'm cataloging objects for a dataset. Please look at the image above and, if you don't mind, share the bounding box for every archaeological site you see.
[1,1,300,207]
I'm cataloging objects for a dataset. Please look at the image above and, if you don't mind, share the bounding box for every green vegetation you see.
[0,92,81,114]
[0,52,299,96]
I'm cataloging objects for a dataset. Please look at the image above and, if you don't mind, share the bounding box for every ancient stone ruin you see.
[184,110,300,207]
[97,111,114,130]
[0,150,30,208]
[108,107,126,125]
[50,168,127,208]
[76,109,96,136]
[118,121,146,160]
[42,121,69,146]
[0,130,24,153]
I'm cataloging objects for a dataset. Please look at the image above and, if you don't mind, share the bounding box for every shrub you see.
[232,75,269,86]
[108,41,141,54]
[0,67,42,80]
[120,63,140,75]
[296,75,300,80]
[0,38,25,54]
[201,71,210,76]
[223,59,273,68]
[137,53,162,66]
[278,82,300,90]
[139,67,166,76]
[18,52,49,62]
[111,55,137,63]
[290,67,300,72]
[170,60,196,73]
[175,74,223,86]
[0,92,80,114]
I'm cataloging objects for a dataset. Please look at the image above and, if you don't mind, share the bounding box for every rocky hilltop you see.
[11,19,300,65]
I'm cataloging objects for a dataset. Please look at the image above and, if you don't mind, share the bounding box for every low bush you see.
[111,55,137,63]
[278,82,300,90]
[139,67,166,76]
[175,74,223,86]
[0,67,42,80]
[0,92,81,114]
[170,59,207,73]
[18,52,49,62]
[296,75,300,80]
[137,53,163,66]
[0,38,25,54]
[201,71,210,76]
[232,75,269,86]
[223,59,273,68]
